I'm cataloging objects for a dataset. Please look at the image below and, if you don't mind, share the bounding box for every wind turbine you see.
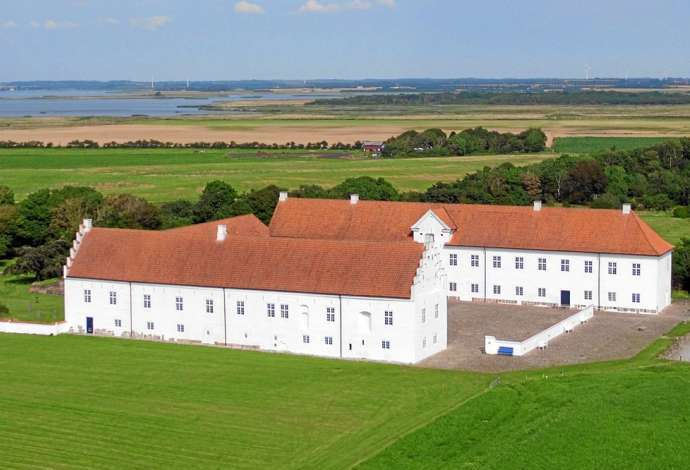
[584,65,592,81]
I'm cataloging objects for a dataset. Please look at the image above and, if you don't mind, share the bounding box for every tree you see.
[193,180,238,223]
[562,160,608,204]
[672,238,690,291]
[244,185,282,225]
[0,185,14,205]
[329,177,399,201]
[97,194,161,229]
[160,200,196,228]
[520,128,547,152]
[6,239,71,281]
[49,192,103,242]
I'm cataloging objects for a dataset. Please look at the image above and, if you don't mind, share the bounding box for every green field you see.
[553,136,677,154]
[1,322,689,469]
[0,148,556,203]
[0,260,63,323]
[639,211,690,245]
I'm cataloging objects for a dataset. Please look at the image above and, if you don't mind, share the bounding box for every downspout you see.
[597,253,601,310]
[339,295,343,358]
[223,288,228,346]
[483,247,487,302]
[129,282,133,337]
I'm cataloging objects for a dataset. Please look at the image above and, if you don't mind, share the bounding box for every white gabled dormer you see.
[411,209,456,248]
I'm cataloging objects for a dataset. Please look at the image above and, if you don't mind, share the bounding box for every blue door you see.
[86,317,93,334]
[560,291,571,307]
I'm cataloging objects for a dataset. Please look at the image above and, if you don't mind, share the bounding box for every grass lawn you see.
[0,260,63,323]
[0,334,489,469]
[553,136,677,154]
[0,148,556,203]
[638,211,690,245]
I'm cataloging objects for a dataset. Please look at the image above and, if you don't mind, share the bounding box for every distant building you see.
[361,141,385,157]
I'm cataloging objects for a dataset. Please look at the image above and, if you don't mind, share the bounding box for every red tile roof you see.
[270,199,673,256]
[68,221,423,299]
[165,214,270,240]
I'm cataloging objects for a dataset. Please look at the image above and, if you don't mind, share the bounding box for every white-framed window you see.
[561,259,570,272]
[584,290,593,301]
[608,292,616,302]
[84,289,91,303]
[175,297,183,311]
[471,255,479,267]
[538,288,546,298]
[384,310,393,326]
[114,319,122,327]
[326,307,336,322]
[493,285,501,295]
[449,282,457,292]
[143,294,151,309]
[280,304,289,319]
[177,324,184,333]
[109,291,117,305]
[608,262,617,275]
[422,337,427,348]
[515,257,524,269]
[421,308,426,323]
[515,286,524,296]
[382,340,390,350]
[449,253,458,266]
[236,301,245,316]
[434,304,439,318]
[206,299,214,314]
[538,258,547,271]
[267,303,275,318]
[146,321,154,330]
[584,260,593,273]
[433,334,438,344]
[632,293,641,303]
[632,263,641,276]
[493,256,502,268]
[302,335,310,344]
[325,336,333,345]
[471,283,479,293]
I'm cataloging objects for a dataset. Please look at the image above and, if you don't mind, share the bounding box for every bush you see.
[0,303,8,316]
[672,206,690,219]
[591,193,621,209]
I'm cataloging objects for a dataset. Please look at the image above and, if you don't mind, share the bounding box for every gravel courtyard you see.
[420,301,690,372]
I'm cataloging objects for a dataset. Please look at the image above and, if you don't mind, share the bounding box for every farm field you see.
[0,148,556,202]
[553,136,677,154]
[1,322,689,469]
[639,212,690,246]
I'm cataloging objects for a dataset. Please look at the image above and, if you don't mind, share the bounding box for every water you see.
[0,89,340,117]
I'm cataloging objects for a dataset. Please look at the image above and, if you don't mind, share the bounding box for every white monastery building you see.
[64,194,673,364]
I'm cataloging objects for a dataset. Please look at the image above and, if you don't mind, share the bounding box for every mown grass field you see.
[1,323,689,469]
[553,136,677,154]
[0,148,555,203]
[0,259,63,323]
[639,211,690,246]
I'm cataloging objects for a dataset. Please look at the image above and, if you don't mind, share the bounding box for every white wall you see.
[0,321,70,335]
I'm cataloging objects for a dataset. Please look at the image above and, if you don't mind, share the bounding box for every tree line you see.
[0,139,363,151]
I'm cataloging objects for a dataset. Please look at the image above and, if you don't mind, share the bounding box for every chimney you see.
[216,224,228,242]
[279,191,288,202]
[83,218,93,232]
[350,194,359,205]
[533,200,542,212]
[622,203,631,215]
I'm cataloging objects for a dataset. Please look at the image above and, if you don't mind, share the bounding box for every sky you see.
[0,0,689,81]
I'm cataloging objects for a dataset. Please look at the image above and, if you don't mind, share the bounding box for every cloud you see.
[30,19,79,30]
[234,1,264,14]
[298,0,393,13]
[99,17,120,25]
[0,20,17,29]
[129,16,171,31]
[378,0,395,7]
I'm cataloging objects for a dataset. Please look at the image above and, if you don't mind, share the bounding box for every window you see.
[84,289,91,303]
[561,259,570,272]
[109,291,117,305]
[632,263,641,276]
[114,319,122,327]
[493,285,501,295]
[471,283,479,294]
[608,262,617,275]
[267,303,275,318]
[146,321,154,330]
[538,288,546,298]
[326,307,336,322]
[584,260,593,273]
[434,304,439,319]
[325,336,333,345]
[449,253,458,266]
[515,286,524,296]
[433,334,438,344]
[538,258,547,271]
[493,256,502,268]
[302,335,310,344]
[177,324,185,333]
[175,297,183,311]
[471,255,479,267]
[421,308,426,323]
[423,337,427,348]
[280,304,289,319]
[449,282,457,292]
[236,301,245,316]
[584,290,593,301]
[384,310,393,326]
[206,299,214,314]
[632,293,641,303]
[144,294,151,309]
[382,340,391,350]
[608,292,616,302]
[515,257,524,269]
